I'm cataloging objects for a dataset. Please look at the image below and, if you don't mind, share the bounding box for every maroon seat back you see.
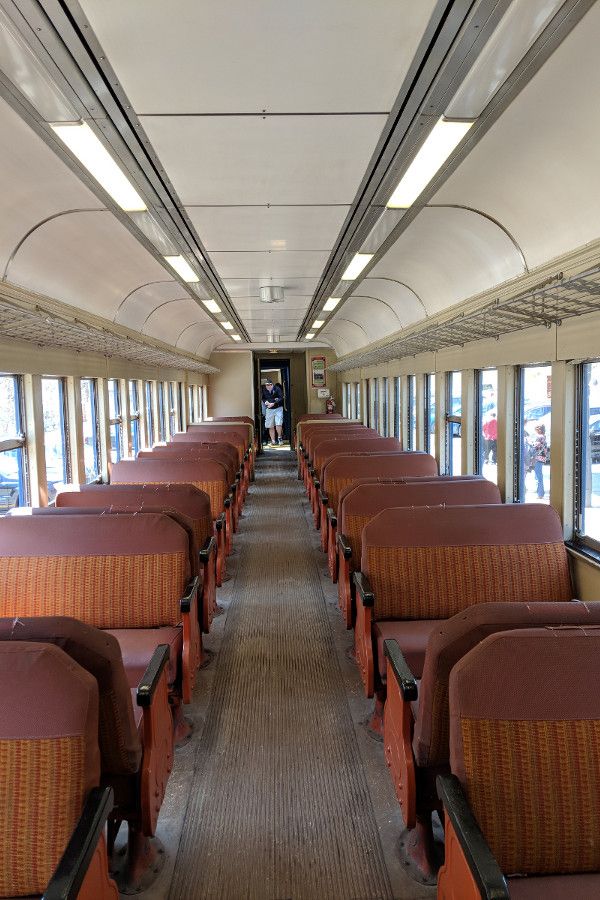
[341,478,501,570]
[336,474,482,520]
[137,447,237,484]
[323,452,438,515]
[448,627,600,876]
[0,641,99,897]
[415,600,600,768]
[0,615,141,776]
[362,504,573,622]
[111,458,228,519]
[313,437,400,478]
[304,426,372,459]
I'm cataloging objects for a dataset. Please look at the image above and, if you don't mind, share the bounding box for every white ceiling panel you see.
[434,3,600,271]
[8,210,173,320]
[0,95,104,276]
[79,0,437,114]
[224,278,320,298]
[115,280,190,331]
[140,115,388,206]
[142,297,209,346]
[186,205,349,252]
[210,251,330,280]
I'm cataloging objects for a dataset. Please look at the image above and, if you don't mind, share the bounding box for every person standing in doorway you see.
[262,379,284,446]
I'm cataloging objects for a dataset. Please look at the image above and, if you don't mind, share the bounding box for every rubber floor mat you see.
[169,452,393,899]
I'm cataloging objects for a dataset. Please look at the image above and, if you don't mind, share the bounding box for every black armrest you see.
[224,497,231,509]
[309,466,315,478]
[437,775,509,900]
[44,786,114,900]
[326,507,337,527]
[180,575,200,613]
[137,644,170,707]
[215,513,225,532]
[383,639,418,701]
[313,478,320,491]
[353,572,374,607]
[319,489,329,506]
[199,536,216,563]
[230,482,237,495]
[244,450,249,460]
[337,533,352,559]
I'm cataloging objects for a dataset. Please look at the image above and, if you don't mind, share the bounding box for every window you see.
[188,385,196,424]
[108,378,122,463]
[354,383,361,421]
[168,382,177,436]
[407,375,416,450]
[393,377,401,439]
[178,383,185,431]
[200,385,206,421]
[517,365,551,504]
[128,380,140,457]
[576,361,600,545]
[381,378,389,436]
[41,377,69,502]
[0,374,27,514]
[372,378,379,431]
[81,378,100,481]
[447,371,462,475]
[425,373,436,456]
[365,380,371,427]
[157,382,166,442]
[145,381,154,446]
[476,369,498,484]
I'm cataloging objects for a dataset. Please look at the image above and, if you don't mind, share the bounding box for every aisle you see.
[169,450,393,899]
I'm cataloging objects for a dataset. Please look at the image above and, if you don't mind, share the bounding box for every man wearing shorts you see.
[262,379,284,446]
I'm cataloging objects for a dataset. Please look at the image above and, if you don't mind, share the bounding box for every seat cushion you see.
[508,872,600,898]
[107,627,182,688]
[374,619,443,682]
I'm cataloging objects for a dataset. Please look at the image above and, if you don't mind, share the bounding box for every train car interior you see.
[1,1,600,898]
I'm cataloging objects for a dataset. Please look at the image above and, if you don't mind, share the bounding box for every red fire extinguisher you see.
[326,397,336,414]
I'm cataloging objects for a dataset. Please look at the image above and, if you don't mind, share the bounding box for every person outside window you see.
[482,412,497,463]
[262,379,284,446]
[531,423,549,499]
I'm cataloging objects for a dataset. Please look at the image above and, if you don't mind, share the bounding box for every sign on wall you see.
[311,356,326,388]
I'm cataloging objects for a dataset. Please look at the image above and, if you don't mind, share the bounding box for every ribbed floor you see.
[169,452,392,900]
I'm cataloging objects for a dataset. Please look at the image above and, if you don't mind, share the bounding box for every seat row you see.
[0,416,253,897]
[298,416,600,895]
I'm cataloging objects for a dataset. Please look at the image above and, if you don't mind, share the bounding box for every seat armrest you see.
[215,512,225,532]
[326,507,336,527]
[337,533,352,560]
[137,644,170,708]
[224,497,231,509]
[353,572,374,607]
[437,775,509,900]
[230,482,237,496]
[313,477,320,490]
[384,639,418,701]
[180,575,200,613]
[319,489,329,507]
[199,535,217,564]
[44,786,114,899]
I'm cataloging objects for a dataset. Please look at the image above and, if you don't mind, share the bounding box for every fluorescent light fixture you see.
[222,321,234,330]
[164,255,200,283]
[323,297,341,312]
[341,253,374,281]
[51,122,147,211]
[202,299,221,314]
[387,117,473,209]
[231,334,242,341]
[312,320,324,329]
[446,0,564,119]
[305,333,315,340]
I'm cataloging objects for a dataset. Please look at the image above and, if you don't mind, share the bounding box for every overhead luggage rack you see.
[329,264,600,371]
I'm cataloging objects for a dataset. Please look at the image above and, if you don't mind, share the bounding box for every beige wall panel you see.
[208,352,254,417]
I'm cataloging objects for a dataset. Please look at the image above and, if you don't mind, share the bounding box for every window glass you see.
[393,377,401,439]
[578,361,600,543]
[425,373,436,456]
[478,369,498,484]
[41,377,68,502]
[168,382,177,437]
[145,381,154,446]
[128,380,140,457]
[157,382,166,442]
[518,365,551,503]
[355,383,361,421]
[365,380,371,427]
[407,375,416,449]
[447,372,462,475]
[372,378,379,431]
[178,383,185,431]
[108,378,122,463]
[188,385,196,423]
[81,378,100,481]
[381,378,389,436]
[0,374,27,514]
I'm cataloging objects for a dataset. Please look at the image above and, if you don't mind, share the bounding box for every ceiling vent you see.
[259,285,284,304]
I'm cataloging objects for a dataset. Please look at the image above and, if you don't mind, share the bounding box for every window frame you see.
[381,377,389,436]
[445,371,462,475]
[80,377,101,483]
[41,375,71,496]
[424,373,435,456]
[573,361,600,552]
[107,378,123,463]
[407,374,416,450]
[128,379,140,457]
[0,373,29,511]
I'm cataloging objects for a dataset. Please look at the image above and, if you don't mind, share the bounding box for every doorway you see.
[255,357,292,450]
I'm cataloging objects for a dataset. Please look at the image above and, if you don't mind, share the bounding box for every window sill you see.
[566,540,600,570]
